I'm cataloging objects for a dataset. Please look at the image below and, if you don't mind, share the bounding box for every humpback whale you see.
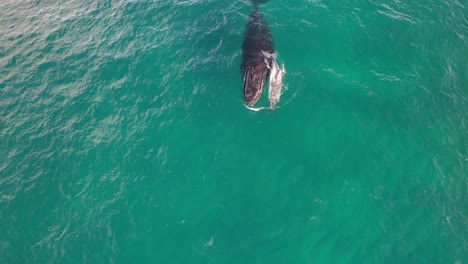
[241,0,274,106]
[262,51,285,110]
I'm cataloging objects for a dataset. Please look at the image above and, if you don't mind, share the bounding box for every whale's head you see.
[242,64,269,106]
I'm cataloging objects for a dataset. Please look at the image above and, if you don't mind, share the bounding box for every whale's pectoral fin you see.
[261,50,273,69]
[264,59,271,69]
[261,50,277,59]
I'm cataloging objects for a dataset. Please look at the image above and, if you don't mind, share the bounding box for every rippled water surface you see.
[1,0,467,263]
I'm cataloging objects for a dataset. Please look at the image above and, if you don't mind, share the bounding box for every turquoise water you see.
[1,0,467,263]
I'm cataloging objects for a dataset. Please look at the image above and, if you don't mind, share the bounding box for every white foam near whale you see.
[244,105,265,111]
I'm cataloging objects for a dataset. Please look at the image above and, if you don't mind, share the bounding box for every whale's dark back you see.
[241,7,274,106]
[241,9,274,61]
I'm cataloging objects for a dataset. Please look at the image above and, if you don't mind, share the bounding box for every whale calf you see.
[241,0,273,106]
[262,51,285,110]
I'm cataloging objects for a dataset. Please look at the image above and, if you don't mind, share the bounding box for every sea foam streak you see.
[244,105,265,111]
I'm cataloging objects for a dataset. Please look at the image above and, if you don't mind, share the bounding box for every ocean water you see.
[0,0,467,263]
